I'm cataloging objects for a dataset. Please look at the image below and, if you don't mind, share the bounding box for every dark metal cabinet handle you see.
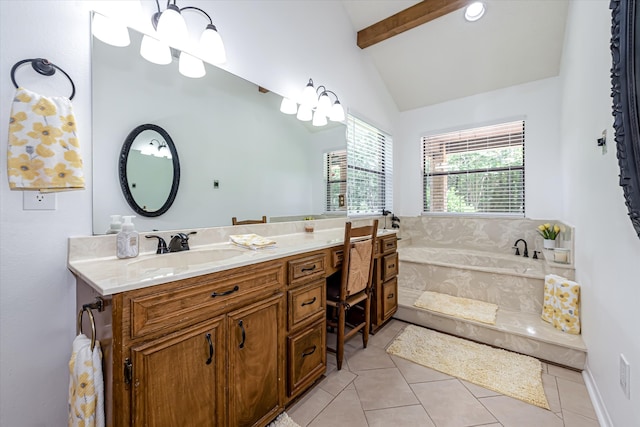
[301,297,317,307]
[387,293,395,299]
[205,333,214,365]
[211,285,239,298]
[388,263,396,269]
[301,265,317,272]
[302,345,317,357]
[238,320,246,349]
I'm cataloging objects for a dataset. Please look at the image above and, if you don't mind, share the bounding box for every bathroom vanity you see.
[69,222,397,427]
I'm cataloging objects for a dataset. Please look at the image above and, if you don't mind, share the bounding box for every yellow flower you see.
[8,133,27,146]
[45,163,84,187]
[7,154,44,180]
[31,97,57,116]
[543,223,551,229]
[554,225,560,233]
[556,290,571,304]
[75,372,95,399]
[27,122,62,145]
[64,150,83,168]
[15,91,32,103]
[68,137,80,148]
[9,111,27,133]
[559,313,578,330]
[60,114,77,133]
[36,144,55,157]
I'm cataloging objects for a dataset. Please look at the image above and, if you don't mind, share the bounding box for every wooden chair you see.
[231,216,267,225]
[326,220,378,370]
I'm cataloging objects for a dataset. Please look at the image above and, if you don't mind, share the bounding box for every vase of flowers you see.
[537,223,560,249]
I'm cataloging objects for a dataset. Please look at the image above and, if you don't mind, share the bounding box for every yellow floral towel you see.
[8,87,84,191]
[542,274,581,334]
[229,234,276,250]
[68,334,104,427]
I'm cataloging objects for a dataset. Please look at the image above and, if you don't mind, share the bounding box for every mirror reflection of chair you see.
[231,216,267,225]
[326,220,378,370]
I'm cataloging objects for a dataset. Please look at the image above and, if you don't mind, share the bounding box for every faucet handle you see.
[513,246,520,256]
[533,250,541,259]
[145,235,168,254]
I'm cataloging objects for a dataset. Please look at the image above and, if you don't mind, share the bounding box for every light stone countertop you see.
[68,220,396,296]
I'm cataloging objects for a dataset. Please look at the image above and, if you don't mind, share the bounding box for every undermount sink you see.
[127,247,246,271]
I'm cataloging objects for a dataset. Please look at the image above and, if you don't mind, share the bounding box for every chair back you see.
[339,220,378,300]
[232,216,267,225]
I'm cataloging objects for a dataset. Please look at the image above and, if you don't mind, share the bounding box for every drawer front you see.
[129,264,285,339]
[382,277,398,321]
[378,235,397,255]
[288,279,326,330]
[381,252,398,282]
[288,254,326,286]
[287,319,326,398]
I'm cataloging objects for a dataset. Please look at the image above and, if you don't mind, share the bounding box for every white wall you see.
[394,76,563,220]
[0,1,393,425]
[559,1,640,425]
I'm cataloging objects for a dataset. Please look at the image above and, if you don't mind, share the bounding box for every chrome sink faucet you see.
[513,239,529,257]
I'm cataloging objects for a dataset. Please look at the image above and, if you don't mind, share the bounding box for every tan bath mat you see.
[414,290,498,325]
[387,325,550,409]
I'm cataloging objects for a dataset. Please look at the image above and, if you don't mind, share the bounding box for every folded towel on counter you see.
[68,334,104,427]
[7,87,85,191]
[542,274,581,335]
[230,234,276,250]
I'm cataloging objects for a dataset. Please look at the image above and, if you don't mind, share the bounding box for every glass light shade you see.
[296,105,312,122]
[329,101,345,122]
[140,143,155,156]
[179,52,206,78]
[316,93,332,117]
[280,98,298,115]
[92,12,131,47]
[465,2,485,22]
[156,4,188,49]
[199,24,226,64]
[300,81,317,109]
[140,34,172,64]
[312,111,328,127]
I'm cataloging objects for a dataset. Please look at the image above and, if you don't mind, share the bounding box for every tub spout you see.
[513,239,528,257]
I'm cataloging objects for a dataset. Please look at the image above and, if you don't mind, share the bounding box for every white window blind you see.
[324,149,347,212]
[422,120,525,215]
[346,115,393,215]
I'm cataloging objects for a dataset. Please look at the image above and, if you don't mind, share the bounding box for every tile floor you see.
[287,320,600,427]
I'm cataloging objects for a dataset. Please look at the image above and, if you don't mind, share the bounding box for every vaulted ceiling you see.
[341,0,570,112]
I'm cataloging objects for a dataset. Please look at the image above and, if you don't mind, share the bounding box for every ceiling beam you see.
[357,0,469,49]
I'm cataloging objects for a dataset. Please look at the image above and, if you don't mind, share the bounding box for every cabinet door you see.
[131,316,225,427]
[228,293,284,427]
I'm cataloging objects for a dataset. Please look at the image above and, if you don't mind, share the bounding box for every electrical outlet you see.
[213,180,219,189]
[620,354,631,399]
[23,192,57,210]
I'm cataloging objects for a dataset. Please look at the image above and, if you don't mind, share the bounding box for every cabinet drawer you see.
[378,235,397,255]
[287,319,326,398]
[382,277,398,321]
[381,252,398,282]
[288,254,326,286]
[288,279,325,330]
[129,263,284,339]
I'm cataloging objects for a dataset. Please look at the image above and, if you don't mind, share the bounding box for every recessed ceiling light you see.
[465,2,486,22]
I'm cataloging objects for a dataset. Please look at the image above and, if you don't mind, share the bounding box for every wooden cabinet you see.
[371,234,399,332]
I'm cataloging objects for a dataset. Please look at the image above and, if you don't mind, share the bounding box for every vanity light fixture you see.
[280,78,346,126]
[141,138,172,159]
[464,1,486,22]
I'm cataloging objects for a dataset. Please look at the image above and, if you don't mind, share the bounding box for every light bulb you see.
[140,34,172,65]
[312,111,328,127]
[465,2,485,22]
[329,100,345,122]
[179,52,206,78]
[297,105,312,122]
[280,98,298,115]
[317,93,332,117]
[156,4,188,49]
[92,12,130,47]
[199,24,226,64]
[300,80,317,109]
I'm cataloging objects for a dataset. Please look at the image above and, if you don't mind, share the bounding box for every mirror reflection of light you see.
[465,2,486,22]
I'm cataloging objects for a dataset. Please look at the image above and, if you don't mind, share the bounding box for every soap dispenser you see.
[117,216,139,259]
[106,215,122,235]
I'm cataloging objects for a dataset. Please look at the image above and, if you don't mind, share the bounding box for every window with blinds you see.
[422,120,525,215]
[346,115,393,215]
[324,149,347,212]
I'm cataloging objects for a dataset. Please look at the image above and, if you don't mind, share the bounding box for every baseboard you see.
[583,361,613,427]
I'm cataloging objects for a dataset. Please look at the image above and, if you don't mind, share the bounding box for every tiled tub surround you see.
[394,216,586,370]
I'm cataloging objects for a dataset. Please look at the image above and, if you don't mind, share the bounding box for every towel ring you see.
[77,307,96,351]
[10,58,76,100]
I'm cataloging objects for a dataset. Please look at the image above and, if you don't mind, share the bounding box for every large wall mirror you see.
[611,0,640,239]
[92,23,346,234]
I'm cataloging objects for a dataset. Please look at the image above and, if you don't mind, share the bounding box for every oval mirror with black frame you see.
[118,124,180,217]
[611,0,640,239]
